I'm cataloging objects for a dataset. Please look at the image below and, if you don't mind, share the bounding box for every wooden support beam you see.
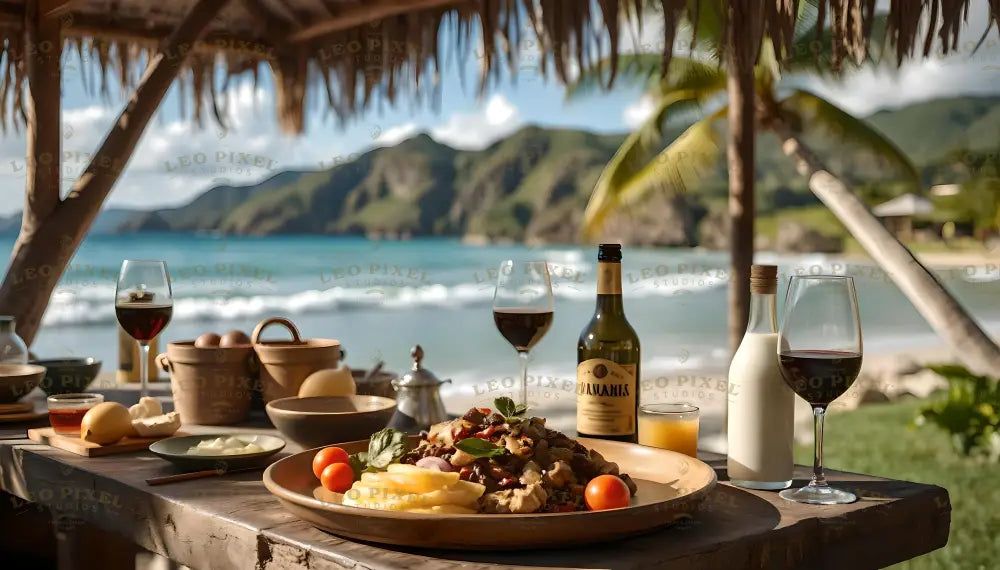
[286,0,464,44]
[21,0,63,240]
[0,0,232,346]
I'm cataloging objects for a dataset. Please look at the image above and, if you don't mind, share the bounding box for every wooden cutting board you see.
[0,402,33,414]
[0,411,47,424]
[27,427,184,457]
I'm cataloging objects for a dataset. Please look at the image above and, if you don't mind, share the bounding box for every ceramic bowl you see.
[31,358,102,396]
[0,363,46,403]
[265,395,395,449]
[149,433,286,471]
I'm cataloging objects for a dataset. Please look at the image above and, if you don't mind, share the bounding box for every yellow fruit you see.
[81,402,133,445]
[298,366,355,398]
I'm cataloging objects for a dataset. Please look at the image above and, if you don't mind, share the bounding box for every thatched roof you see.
[0,0,997,134]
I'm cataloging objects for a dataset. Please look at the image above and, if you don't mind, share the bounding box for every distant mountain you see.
[0,207,145,236]
[89,94,1000,244]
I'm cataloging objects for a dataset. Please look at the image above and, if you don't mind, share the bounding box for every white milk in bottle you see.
[727,264,794,490]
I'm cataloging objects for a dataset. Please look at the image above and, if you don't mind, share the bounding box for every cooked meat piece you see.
[533,439,550,466]
[589,450,620,476]
[522,420,545,441]
[549,435,576,449]
[543,460,576,488]
[519,460,542,485]
[620,474,638,496]
[481,483,548,514]
[549,447,573,462]
[450,449,476,467]
[462,408,486,424]
[487,412,506,425]
[427,419,473,447]
[503,434,533,459]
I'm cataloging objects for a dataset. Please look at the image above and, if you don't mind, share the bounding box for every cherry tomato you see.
[584,475,631,511]
[320,462,355,493]
[312,446,350,479]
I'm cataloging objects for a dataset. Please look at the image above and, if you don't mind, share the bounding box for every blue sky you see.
[0,4,998,216]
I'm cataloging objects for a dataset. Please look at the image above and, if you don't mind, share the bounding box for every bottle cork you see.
[750,265,778,294]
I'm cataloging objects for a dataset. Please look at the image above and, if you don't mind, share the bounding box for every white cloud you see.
[375,122,420,146]
[0,84,344,216]
[623,94,657,128]
[430,94,523,149]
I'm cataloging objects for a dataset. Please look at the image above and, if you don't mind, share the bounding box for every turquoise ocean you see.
[3,233,998,433]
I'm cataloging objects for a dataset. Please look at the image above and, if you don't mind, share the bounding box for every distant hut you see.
[872,193,934,241]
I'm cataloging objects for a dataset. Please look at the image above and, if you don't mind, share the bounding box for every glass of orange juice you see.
[638,403,699,457]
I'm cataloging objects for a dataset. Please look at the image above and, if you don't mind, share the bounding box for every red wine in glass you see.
[115,260,173,398]
[778,350,862,408]
[115,304,173,342]
[493,309,554,352]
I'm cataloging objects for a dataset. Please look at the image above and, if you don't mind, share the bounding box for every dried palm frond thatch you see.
[0,0,995,134]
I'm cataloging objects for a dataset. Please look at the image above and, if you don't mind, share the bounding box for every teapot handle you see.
[251,317,302,344]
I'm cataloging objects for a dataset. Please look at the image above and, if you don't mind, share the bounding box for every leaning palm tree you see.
[570,15,1000,375]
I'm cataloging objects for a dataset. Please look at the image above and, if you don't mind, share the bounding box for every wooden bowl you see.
[149,433,285,472]
[0,364,46,403]
[265,395,395,449]
[263,436,717,549]
[31,358,102,396]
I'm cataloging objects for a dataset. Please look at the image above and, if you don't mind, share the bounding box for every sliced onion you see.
[415,456,454,472]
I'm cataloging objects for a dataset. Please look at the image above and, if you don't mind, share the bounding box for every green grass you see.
[795,398,1000,569]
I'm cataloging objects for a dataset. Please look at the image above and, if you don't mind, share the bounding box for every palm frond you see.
[566,54,724,101]
[778,88,919,184]
[582,105,727,238]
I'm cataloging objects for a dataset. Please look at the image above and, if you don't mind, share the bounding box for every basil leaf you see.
[367,428,409,469]
[513,404,528,416]
[348,451,369,480]
[455,438,508,458]
[494,396,517,418]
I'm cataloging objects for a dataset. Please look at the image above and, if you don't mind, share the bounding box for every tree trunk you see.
[724,2,761,356]
[771,119,1000,377]
[0,0,231,346]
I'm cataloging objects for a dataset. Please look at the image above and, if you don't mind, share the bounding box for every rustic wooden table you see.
[0,402,951,570]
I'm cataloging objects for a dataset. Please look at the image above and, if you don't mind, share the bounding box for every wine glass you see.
[492,260,554,408]
[777,275,863,505]
[115,260,173,398]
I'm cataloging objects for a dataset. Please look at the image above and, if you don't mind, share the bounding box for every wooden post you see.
[0,0,232,345]
[22,0,62,240]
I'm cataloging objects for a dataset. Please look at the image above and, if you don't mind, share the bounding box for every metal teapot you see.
[387,345,451,433]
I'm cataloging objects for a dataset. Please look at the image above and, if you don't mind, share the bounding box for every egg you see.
[219,330,251,347]
[298,365,356,398]
[194,333,222,348]
[81,402,134,445]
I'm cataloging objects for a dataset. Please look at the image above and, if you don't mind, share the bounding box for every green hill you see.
[115,94,1000,245]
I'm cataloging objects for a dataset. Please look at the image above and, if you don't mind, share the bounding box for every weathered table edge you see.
[0,440,951,570]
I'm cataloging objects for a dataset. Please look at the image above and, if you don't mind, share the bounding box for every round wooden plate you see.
[263,435,717,549]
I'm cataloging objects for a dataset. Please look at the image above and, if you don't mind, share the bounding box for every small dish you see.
[149,433,285,472]
[265,395,395,449]
[0,363,46,403]
[32,358,102,396]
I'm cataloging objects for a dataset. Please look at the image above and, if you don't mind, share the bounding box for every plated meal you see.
[309,398,638,514]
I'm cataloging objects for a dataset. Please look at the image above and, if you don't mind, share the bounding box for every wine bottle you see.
[577,244,640,443]
[727,264,794,490]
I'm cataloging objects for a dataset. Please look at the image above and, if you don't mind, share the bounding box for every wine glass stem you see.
[138,341,150,399]
[517,351,530,408]
[811,407,828,488]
